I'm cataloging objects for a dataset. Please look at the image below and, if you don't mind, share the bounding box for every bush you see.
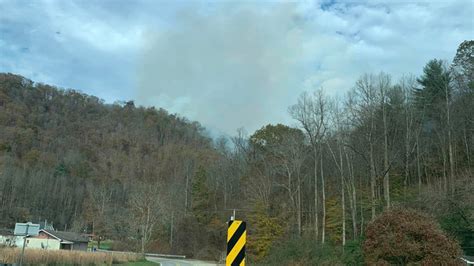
[261,237,345,265]
[341,239,364,265]
[363,208,462,265]
[439,202,474,256]
[412,175,474,256]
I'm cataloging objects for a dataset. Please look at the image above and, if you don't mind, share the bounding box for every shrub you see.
[261,237,344,265]
[342,239,364,265]
[363,208,462,265]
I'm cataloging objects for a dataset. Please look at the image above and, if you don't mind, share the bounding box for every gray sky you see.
[1,0,472,135]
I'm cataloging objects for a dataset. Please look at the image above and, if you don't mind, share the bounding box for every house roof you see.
[40,229,89,243]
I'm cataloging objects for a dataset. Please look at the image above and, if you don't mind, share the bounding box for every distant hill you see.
[0,73,212,230]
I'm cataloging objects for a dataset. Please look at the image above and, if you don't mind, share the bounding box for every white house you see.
[22,229,89,251]
[18,235,60,250]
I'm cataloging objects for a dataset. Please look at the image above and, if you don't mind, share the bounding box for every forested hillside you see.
[0,74,215,253]
[1,41,473,263]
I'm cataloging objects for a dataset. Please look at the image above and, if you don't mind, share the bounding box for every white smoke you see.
[136,3,306,135]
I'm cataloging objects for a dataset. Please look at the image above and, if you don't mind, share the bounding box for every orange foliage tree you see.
[363,208,462,265]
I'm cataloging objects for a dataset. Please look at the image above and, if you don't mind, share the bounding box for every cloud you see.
[0,0,142,101]
[298,0,473,95]
[1,0,472,136]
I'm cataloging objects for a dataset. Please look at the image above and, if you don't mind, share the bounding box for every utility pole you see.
[170,211,174,248]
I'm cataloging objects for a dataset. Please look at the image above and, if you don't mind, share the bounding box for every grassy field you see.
[0,247,143,265]
[89,240,114,250]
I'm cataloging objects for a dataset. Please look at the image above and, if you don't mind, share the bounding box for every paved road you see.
[146,256,221,266]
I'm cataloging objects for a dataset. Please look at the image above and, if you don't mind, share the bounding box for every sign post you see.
[226,219,246,266]
[19,223,29,266]
[14,222,40,266]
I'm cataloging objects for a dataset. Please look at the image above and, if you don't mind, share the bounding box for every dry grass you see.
[0,247,143,265]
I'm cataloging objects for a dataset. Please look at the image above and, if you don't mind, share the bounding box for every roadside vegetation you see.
[0,247,143,265]
[89,240,114,251]
[260,237,363,265]
[261,208,462,265]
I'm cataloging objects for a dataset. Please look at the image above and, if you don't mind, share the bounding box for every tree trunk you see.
[446,83,455,193]
[464,127,471,168]
[346,149,357,239]
[284,166,297,235]
[404,115,410,195]
[416,136,422,191]
[383,99,390,208]
[320,147,326,244]
[314,148,319,240]
[369,142,376,220]
[339,144,346,247]
[449,139,455,192]
[185,172,189,216]
[297,173,302,237]
[170,211,174,248]
[224,177,227,210]
[351,176,357,239]
[442,146,448,193]
[360,198,364,237]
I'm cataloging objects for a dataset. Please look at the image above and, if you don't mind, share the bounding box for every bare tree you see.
[128,182,162,254]
[443,63,455,193]
[289,89,328,242]
[378,73,392,208]
[326,99,349,246]
[272,131,306,236]
[399,75,419,194]
[354,74,380,219]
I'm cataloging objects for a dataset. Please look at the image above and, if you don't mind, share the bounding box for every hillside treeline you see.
[0,74,215,253]
[0,41,473,262]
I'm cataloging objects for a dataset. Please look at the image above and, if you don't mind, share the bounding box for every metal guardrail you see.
[95,249,134,254]
[145,253,186,259]
[461,256,474,265]
[96,249,186,259]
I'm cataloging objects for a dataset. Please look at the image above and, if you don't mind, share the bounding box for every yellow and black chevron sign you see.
[226,220,246,266]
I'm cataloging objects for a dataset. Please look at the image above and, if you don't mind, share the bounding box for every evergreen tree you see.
[192,166,211,224]
[415,59,451,126]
